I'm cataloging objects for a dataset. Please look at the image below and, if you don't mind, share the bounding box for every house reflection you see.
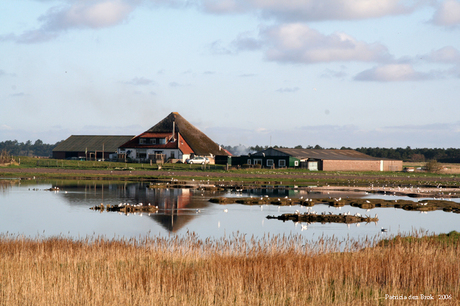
[148,188,206,232]
[54,182,210,232]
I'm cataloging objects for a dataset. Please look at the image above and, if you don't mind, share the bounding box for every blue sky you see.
[1,0,460,148]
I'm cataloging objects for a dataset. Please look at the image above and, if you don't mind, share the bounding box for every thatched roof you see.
[145,112,229,156]
[53,135,134,152]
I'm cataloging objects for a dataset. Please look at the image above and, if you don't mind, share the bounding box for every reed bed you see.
[0,232,458,305]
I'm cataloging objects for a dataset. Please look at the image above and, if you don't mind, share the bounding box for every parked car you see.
[186,156,209,164]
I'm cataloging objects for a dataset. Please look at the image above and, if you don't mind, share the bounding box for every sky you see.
[1,0,460,149]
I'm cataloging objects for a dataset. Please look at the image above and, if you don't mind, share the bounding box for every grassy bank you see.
[1,232,459,305]
[2,156,460,188]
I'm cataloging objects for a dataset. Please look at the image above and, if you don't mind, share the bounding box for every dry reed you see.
[0,231,458,305]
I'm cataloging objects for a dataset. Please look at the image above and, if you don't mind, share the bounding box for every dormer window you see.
[150,139,156,144]
[139,138,146,144]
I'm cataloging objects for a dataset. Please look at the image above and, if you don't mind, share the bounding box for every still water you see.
[1,179,459,241]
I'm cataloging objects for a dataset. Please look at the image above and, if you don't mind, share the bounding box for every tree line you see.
[1,140,460,162]
[223,144,460,163]
[0,140,61,157]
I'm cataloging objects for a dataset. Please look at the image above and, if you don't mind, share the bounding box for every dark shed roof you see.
[145,112,229,156]
[253,148,390,161]
[53,135,134,152]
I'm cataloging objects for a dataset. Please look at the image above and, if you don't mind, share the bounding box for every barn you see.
[235,147,402,171]
[52,135,134,160]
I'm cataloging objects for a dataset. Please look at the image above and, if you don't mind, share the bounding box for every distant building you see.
[52,135,134,160]
[229,147,403,171]
[118,112,231,163]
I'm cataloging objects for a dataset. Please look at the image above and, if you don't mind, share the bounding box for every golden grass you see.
[0,232,458,305]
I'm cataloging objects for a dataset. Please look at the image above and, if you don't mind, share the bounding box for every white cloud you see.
[124,77,155,85]
[354,64,432,81]
[202,0,423,21]
[425,46,460,63]
[261,23,390,64]
[0,124,13,131]
[276,87,299,93]
[42,0,135,30]
[2,0,136,43]
[431,0,460,27]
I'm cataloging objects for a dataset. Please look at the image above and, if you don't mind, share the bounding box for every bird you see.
[301,224,308,231]
[223,208,228,213]
[381,227,388,233]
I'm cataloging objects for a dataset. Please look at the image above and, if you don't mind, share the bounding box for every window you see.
[136,150,147,159]
[266,159,274,167]
[279,159,286,167]
[247,159,251,165]
[150,139,156,144]
[253,159,262,165]
[139,138,146,144]
[294,161,299,167]
[159,138,166,144]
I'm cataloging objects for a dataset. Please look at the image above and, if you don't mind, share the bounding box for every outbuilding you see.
[235,147,402,171]
[52,135,135,160]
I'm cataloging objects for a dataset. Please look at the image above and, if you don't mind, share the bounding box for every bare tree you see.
[425,160,443,173]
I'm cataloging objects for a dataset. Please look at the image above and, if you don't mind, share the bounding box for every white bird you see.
[223,208,228,213]
[301,224,308,231]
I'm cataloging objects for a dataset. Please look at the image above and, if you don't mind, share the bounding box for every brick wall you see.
[323,159,402,171]
[382,160,403,171]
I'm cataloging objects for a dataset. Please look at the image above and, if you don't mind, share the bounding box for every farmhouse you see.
[118,112,230,163]
[233,147,402,171]
[52,135,134,160]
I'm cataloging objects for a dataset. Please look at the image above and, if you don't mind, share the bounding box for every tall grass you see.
[0,232,458,305]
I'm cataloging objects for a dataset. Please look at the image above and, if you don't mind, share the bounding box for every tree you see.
[425,160,443,173]
[410,153,425,162]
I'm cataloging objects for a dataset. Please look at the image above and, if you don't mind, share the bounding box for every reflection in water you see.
[53,182,210,233]
[149,189,202,232]
[2,180,459,241]
[0,178,20,192]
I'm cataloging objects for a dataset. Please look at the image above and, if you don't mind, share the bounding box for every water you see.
[1,179,459,241]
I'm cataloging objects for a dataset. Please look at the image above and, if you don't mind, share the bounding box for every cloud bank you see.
[202,0,423,21]
[261,23,391,64]
[1,0,136,43]
[431,0,460,27]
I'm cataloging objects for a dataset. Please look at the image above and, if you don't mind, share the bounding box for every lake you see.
[1,179,459,242]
